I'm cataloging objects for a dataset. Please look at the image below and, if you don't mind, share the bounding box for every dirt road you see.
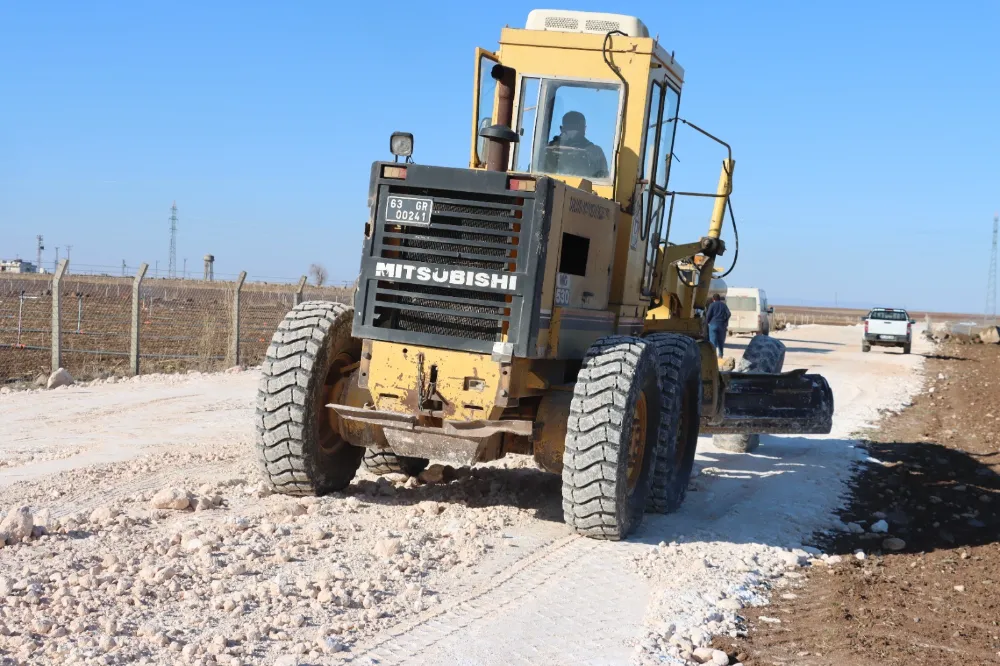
[0,324,930,665]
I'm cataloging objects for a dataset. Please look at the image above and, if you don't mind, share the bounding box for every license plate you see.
[879,334,894,340]
[385,195,434,226]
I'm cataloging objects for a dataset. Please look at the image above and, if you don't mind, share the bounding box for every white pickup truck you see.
[862,307,915,354]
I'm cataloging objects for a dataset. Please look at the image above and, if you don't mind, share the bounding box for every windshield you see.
[868,309,908,321]
[727,296,757,311]
[515,78,621,182]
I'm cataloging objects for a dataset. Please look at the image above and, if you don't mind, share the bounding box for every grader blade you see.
[703,369,834,435]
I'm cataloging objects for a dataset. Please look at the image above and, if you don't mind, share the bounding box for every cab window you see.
[868,310,908,321]
[515,78,621,182]
[657,87,680,188]
[515,78,540,172]
[728,296,758,311]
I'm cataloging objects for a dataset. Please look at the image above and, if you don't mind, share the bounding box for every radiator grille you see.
[373,186,523,343]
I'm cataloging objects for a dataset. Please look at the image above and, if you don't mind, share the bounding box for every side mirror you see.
[476,117,491,162]
[767,307,774,314]
[909,319,916,325]
[478,124,520,172]
[479,124,520,143]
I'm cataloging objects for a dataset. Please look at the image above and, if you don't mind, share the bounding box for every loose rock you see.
[374,538,401,559]
[46,368,74,389]
[151,487,191,510]
[0,506,34,542]
[89,506,119,525]
[418,464,455,485]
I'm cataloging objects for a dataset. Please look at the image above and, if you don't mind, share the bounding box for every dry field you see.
[773,305,981,328]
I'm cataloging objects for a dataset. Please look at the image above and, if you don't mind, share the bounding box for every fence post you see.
[130,263,148,376]
[17,292,25,347]
[51,259,69,372]
[229,271,247,367]
[294,275,308,306]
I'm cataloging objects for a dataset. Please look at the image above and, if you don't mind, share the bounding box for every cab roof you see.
[525,9,649,38]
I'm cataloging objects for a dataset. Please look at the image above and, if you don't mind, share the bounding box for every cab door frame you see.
[637,72,668,297]
[470,48,500,168]
[635,69,682,299]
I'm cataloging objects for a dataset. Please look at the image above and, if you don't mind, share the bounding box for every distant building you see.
[0,259,38,273]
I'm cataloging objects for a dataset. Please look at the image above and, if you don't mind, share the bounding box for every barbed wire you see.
[45,263,356,288]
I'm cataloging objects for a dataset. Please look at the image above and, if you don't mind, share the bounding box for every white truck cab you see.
[862,307,915,354]
[725,287,774,335]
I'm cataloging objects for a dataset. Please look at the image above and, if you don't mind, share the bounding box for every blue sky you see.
[1,1,998,312]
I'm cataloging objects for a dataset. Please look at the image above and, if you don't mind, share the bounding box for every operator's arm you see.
[591,146,610,178]
[542,140,560,174]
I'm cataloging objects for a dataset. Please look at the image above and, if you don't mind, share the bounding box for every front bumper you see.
[865,333,909,344]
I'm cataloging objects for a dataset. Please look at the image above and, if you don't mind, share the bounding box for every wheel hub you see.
[626,391,648,491]
[323,351,359,451]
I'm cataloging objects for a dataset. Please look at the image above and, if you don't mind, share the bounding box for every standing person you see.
[705,293,731,358]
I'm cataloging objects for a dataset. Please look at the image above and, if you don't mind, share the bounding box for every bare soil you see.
[713,341,1000,665]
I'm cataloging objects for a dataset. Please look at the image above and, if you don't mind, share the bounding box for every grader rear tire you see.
[562,336,661,540]
[254,301,364,495]
[362,450,429,477]
[713,335,786,454]
[644,334,702,514]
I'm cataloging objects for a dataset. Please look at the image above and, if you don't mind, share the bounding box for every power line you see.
[986,212,998,327]
[168,201,178,279]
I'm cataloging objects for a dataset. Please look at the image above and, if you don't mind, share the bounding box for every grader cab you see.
[255,9,834,540]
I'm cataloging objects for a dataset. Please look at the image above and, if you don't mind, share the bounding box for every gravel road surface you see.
[0,324,930,666]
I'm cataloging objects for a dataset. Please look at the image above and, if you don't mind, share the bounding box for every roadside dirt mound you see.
[714,343,1000,665]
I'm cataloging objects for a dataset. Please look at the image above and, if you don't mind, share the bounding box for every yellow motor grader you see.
[255,9,833,540]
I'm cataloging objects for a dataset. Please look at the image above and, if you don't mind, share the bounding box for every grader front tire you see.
[562,336,661,541]
[644,334,703,514]
[254,301,364,495]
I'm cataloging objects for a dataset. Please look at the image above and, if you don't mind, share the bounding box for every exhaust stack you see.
[480,64,519,172]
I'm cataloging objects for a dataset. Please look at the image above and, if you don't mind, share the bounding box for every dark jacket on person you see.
[706,300,731,330]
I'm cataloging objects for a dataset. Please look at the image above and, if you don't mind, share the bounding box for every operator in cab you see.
[542,111,610,179]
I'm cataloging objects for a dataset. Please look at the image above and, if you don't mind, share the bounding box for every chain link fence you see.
[0,275,53,382]
[0,262,351,386]
[61,277,132,377]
